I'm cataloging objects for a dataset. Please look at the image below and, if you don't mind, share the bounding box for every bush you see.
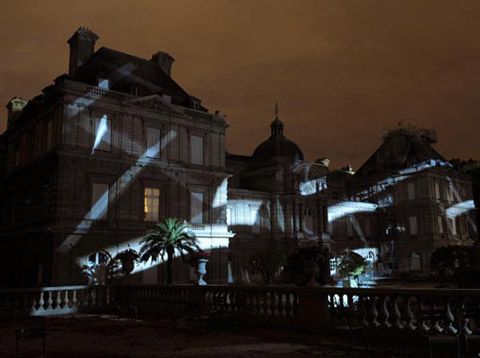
[431,246,480,288]
[337,251,366,278]
[248,250,286,284]
[283,246,330,286]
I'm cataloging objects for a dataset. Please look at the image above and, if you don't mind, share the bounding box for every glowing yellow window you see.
[144,188,160,222]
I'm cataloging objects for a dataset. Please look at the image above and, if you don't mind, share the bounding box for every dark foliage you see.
[248,250,286,284]
[431,246,480,288]
[283,246,330,286]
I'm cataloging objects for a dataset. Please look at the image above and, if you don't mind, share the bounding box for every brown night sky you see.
[0,0,479,169]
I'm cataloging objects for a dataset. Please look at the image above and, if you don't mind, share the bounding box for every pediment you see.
[124,95,182,114]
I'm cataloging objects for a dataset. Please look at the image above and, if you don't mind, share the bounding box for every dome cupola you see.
[252,102,304,166]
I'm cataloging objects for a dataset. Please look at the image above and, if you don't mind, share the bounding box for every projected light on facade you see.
[92,114,109,153]
[446,200,475,218]
[58,131,176,253]
[327,201,378,223]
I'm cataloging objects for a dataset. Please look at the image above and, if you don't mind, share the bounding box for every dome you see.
[252,109,304,165]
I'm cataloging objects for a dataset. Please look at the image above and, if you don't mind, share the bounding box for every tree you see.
[248,250,286,285]
[337,250,366,278]
[113,249,139,276]
[82,250,117,286]
[283,246,330,286]
[431,245,480,287]
[139,218,201,284]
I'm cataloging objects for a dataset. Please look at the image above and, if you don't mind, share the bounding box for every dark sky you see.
[1,0,479,169]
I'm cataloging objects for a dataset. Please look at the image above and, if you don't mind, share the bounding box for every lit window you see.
[191,191,204,224]
[190,135,204,165]
[146,127,161,158]
[409,216,418,236]
[93,115,111,152]
[90,183,109,220]
[98,79,109,90]
[144,188,160,222]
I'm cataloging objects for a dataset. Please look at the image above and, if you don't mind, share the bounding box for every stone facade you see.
[0,27,232,287]
[0,28,476,288]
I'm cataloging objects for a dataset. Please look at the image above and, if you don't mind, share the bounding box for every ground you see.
[0,315,421,357]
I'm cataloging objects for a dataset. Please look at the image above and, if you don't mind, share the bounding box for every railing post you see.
[296,289,330,332]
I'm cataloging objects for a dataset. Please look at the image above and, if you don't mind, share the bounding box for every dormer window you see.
[98,78,109,90]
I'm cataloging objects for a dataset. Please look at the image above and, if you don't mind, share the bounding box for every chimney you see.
[6,97,27,128]
[67,27,99,75]
[151,51,175,76]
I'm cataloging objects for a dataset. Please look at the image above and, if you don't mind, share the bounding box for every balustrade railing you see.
[2,284,480,338]
[0,285,110,317]
[323,287,480,336]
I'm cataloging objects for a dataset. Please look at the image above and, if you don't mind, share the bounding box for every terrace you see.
[1,284,480,357]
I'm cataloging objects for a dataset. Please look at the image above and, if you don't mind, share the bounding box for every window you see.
[434,182,441,200]
[144,188,160,222]
[146,127,161,158]
[449,218,457,235]
[93,115,111,152]
[409,216,418,236]
[410,252,421,271]
[190,135,204,165]
[191,191,204,224]
[446,186,454,203]
[438,216,444,234]
[98,78,109,90]
[407,182,415,200]
[90,183,109,220]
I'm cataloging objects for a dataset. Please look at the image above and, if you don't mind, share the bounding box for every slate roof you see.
[69,47,205,110]
[354,130,446,177]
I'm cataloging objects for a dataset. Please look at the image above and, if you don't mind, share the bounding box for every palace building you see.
[0,28,477,287]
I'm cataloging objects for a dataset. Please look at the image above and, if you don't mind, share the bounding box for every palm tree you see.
[139,218,201,284]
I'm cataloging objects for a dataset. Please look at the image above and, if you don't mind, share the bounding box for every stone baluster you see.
[371,296,380,327]
[381,296,392,328]
[406,297,417,330]
[38,292,45,310]
[358,296,369,327]
[46,291,53,310]
[54,291,61,309]
[433,298,444,333]
[393,296,405,329]
[64,290,70,308]
[446,299,458,334]
[461,298,472,335]
[72,290,78,307]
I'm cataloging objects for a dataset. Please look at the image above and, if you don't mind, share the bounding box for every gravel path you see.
[0,315,417,357]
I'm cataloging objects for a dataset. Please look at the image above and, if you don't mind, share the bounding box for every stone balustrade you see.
[323,286,480,336]
[2,284,480,338]
[0,285,110,317]
[119,285,480,335]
